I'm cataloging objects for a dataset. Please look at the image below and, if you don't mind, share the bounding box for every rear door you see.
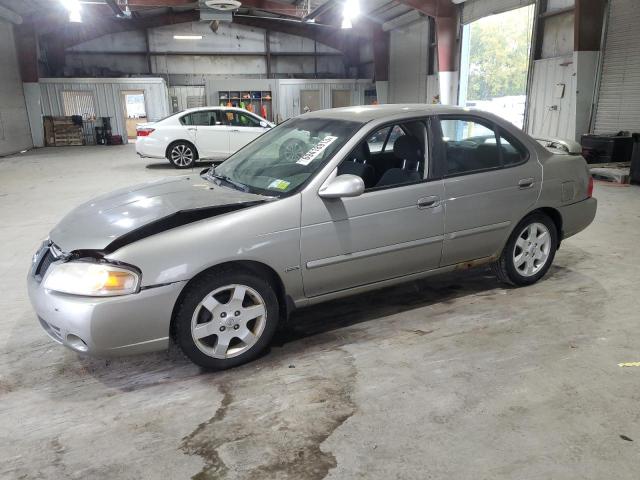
[226,110,269,153]
[431,115,541,265]
[181,110,229,159]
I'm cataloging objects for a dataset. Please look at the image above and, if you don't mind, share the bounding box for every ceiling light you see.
[60,0,82,23]
[343,0,360,19]
[341,0,359,29]
[173,35,204,40]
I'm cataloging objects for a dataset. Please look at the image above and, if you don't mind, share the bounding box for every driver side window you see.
[337,121,427,190]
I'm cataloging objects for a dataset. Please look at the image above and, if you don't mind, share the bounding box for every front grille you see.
[35,248,56,279]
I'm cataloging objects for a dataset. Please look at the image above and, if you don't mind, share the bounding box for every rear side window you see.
[499,130,528,166]
[439,118,500,175]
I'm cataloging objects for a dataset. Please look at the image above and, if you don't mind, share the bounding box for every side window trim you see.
[495,127,530,167]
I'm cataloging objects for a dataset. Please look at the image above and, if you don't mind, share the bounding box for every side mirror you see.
[260,120,270,128]
[318,174,365,199]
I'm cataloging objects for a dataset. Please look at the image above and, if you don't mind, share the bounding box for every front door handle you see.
[230,129,240,132]
[187,127,196,131]
[417,196,439,209]
[518,178,534,189]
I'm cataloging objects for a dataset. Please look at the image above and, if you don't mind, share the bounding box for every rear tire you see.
[167,141,197,169]
[491,212,558,286]
[174,268,280,370]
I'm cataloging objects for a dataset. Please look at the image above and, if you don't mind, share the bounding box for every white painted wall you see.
[0,19,32,156]
[389,19,433,104]
[526,56,576,140]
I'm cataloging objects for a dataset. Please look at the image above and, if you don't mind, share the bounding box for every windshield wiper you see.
[204,169,248,192]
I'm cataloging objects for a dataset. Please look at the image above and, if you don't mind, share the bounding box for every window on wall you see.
[62,91,96,120]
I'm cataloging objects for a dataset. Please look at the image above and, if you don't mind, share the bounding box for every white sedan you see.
[135,107,274,169]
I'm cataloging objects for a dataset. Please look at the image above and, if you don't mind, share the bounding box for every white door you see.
[225,110,269,153]
[180,110,229,159]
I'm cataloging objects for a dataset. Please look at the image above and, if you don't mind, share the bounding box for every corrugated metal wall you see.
[526,56,576,140]
[593,0,640,134]
[168,86,206,112]
[39,78,170,144]
[0,19,32,156]
[275,80,371,122]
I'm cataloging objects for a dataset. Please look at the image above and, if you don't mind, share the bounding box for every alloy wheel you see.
[190,284,267,359]
[171,144,194,167]
[513,222,552,277]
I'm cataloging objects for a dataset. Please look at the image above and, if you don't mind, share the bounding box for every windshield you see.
[210,117,363,196]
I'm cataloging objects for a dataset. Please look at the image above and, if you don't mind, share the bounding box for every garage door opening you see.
[458,5,534,128]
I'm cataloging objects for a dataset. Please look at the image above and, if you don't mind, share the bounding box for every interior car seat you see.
[375,135,423,187]
[338,142,376,188]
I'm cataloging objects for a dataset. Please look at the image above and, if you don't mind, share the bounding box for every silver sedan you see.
[28,105,597,369]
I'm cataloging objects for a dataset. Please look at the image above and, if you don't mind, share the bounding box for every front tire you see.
[492,213,558,286]
[174,268,280,370]
[167,141,197,169]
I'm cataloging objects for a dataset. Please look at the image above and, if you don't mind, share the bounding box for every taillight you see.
[137,128,155,137]
[587,175,594,198]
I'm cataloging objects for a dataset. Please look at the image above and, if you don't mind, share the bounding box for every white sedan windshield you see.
[212,117,363,195]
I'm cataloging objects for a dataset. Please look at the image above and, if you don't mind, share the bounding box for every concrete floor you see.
[2,145,640,479]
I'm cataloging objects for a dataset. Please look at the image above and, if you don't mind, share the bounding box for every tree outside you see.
[467,6,534,101]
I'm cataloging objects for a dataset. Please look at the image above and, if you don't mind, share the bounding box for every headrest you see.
[393,135,422,164]
[351,141,370,162]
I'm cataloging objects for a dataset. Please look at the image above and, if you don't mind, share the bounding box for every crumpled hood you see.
[50,175,266,252]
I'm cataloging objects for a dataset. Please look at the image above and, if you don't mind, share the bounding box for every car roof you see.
[180,106,260,114]
[299,104,496,122]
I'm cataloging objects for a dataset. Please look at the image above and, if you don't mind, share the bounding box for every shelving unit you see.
[218,90,273,122]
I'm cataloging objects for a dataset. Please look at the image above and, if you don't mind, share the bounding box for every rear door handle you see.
[518,178,534,189]
[417,196,439,209]
[230,129,240,132]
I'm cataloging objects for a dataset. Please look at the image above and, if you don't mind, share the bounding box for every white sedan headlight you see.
[43,261,140,297]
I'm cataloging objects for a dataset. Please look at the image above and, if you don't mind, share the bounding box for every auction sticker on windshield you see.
[296,136,338,166]
[267,179,291,191]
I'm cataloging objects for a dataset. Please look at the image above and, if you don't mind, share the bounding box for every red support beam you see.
[371,23,389,82]
[394,0,456,19]
[241,0,305,18]
[435,14,457,73]
[14,23,40,82]
[574,0,606,51]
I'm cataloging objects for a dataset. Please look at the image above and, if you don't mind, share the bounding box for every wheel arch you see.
[169,260,290,340]
[165,139,199,160]
[531,206,563,246]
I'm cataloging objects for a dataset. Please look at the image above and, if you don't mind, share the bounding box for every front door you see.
[300,120,445,298]
[225,110,269,153]
[432,115,542,265]
[181,110,230,159]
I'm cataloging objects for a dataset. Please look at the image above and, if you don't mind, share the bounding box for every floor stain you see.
[179,349,357,480]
